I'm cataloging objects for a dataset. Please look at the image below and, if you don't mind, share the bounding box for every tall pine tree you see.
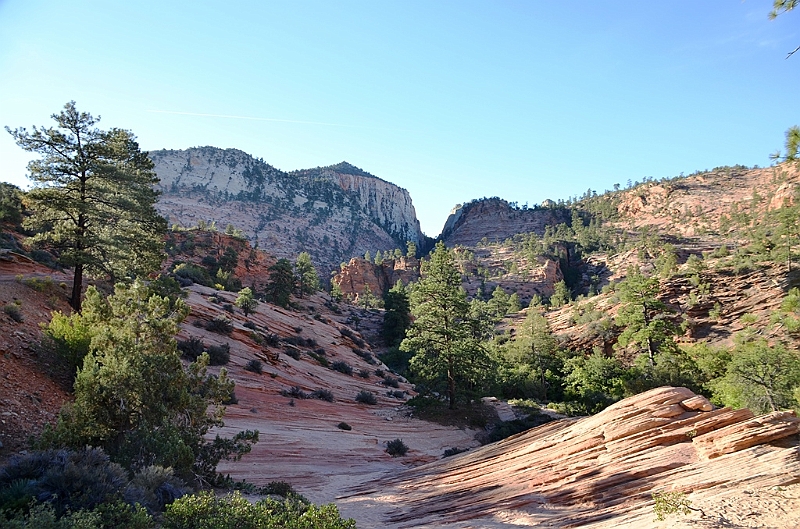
[7,102,165,311]
[401,242,492,409]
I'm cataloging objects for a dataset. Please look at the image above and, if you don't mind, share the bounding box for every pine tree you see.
[294,252,320,298]
[614,267,677,366]
[235,287,258,316]
[400,242,491,409]
[7,102,166,311]
[266,259,294,308]
[37,281,257,481]
[382,280,411,347]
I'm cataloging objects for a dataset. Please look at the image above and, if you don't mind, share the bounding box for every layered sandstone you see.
[341,386,800,528]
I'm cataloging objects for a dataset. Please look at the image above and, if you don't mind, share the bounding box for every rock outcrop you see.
[341,386,800,528]
[332,256,420,301]
[150,148,425,275]
[441,198,570,247]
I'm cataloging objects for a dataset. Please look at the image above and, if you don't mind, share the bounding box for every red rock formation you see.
[332,256,420,301]
[342,386,800,528]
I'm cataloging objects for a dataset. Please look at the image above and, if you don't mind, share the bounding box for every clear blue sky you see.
[1,1,798,236]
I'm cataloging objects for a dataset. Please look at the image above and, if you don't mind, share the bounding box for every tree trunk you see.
[447,359,456,410]
[71,263,83,313]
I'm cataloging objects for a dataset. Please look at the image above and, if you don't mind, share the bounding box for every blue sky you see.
[1,1,798,236]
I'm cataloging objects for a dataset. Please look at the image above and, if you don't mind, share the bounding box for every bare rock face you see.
[333,256,420,301]
[342,386,800,528]
[150,148,425,275]
[292,162,425,248]
[441,198,570,247]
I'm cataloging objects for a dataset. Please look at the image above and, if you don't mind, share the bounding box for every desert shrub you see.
[244,359,263,374]
[243,321,257,330]
[0,448,128,517]
[331,361,353,376]
[442,447,468,458]
[206,343,230,366]
[125,465,189,514]
[20,276,54,292]
[1,500,154,529]
[353,348,375,364]
[382,375,399,388]
[308,352,329,367]
[336,422,352,431]
[162,490,356,529]
[264,333,280,347]
[355,390,377,405]
[310,389,334,402]
[261,481,297,498]
[42,310,94,372]
[222,303,235,313]
[281,386,309,399]
[385,439,408,457]
[652,491,694,521]
[358,369,370,379]
[386,390,406,399]
[206,316,233,335]
[313,347,326,356]
[339,327,354,339]
[177,337,205,361]
[173,263,212,287]
[305,337,317,347]
[294,326,303,333]
[284,348,301,360]
[374,369,385,378]
[282,335,305,346]
[3,303,23,323]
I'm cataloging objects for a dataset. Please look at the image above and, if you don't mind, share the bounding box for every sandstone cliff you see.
[441,197,570,247]
[332,256,420,301]
[150,147,425,275]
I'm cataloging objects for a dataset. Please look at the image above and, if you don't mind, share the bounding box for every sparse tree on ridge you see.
[6,102,166,311]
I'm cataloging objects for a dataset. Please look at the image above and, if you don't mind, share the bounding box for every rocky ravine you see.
[151,147,425,274]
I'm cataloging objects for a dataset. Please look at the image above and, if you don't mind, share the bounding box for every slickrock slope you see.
[340,387,800,528]
[441,198,570,247]
[151,147,425,274]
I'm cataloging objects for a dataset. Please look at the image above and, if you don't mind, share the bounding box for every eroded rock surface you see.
[340,387,800,528]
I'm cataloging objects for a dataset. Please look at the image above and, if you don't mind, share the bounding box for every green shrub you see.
[177,337,205,361]
[442,447,468,458]
[206,316,233,335]
[43,311,93,371]
[331,361,353,376]
[355,390,377,405]
[162,490,356,529]
[281,386,309,399]
[310,389,334,402]
[385,439,408,457]
[125,465,188,514]
[206,343,230,365]
[382,375,399,388]
[244,359,263,374]
[3,303,23,323]
[173,263,212,287]
[0,448,127,518]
